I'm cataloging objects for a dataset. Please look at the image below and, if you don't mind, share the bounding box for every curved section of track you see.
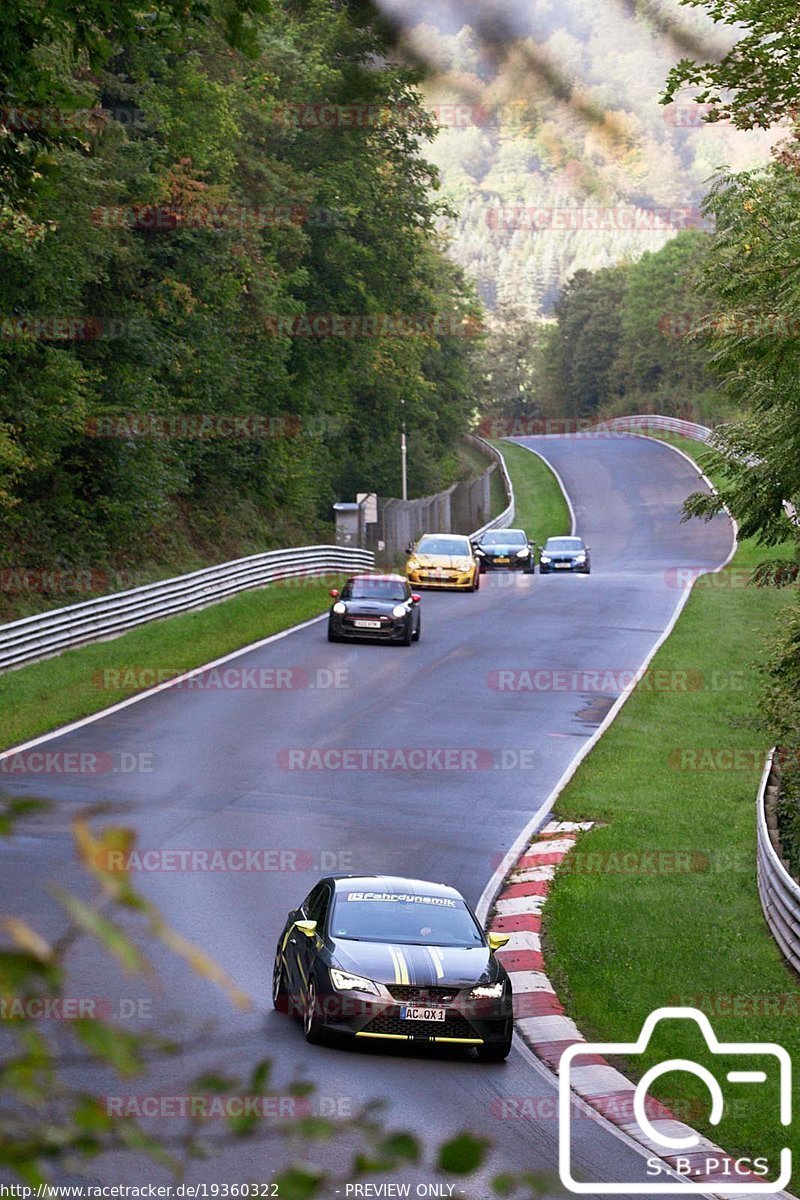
[0,434,734,1194]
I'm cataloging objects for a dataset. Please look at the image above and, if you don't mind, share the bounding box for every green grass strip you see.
[545,432,799,1182]
[0,581,339,752]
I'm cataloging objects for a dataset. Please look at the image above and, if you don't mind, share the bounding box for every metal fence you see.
[0,545,374,672]
[757,752,800,977]
[589,414,713,441]
[362,435,515,560]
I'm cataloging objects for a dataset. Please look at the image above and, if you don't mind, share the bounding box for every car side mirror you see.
[329,588,340,598]
[295,920,317,938]
[406,542,414,555]
[487,932,510,952]
[411,594,421,604]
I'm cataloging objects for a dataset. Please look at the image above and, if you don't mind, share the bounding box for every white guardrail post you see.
[757,752,800,976]
[0,545,375,672]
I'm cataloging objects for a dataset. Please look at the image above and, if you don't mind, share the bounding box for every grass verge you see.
[490,438,571,543]
[0,580,340,752]
[544,432,799,1184]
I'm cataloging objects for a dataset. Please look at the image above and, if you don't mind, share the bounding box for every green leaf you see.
[379,1132,419,1163]
[438,1132,490,1175]
[54,891,150,976]
[73,1019,144,1077]
[272,1166,324,1200]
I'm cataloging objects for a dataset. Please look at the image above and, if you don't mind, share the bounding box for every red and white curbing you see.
[488,820,792,1199]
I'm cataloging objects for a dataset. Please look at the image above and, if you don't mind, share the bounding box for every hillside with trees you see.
[0,0,481,592]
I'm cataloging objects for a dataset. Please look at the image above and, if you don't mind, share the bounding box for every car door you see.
[291,882,331,1000]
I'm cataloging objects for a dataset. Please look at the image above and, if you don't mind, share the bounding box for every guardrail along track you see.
[757,753,800,977]
[0,546,375,672]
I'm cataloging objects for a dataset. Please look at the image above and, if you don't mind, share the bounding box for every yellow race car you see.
[405,533,481,591]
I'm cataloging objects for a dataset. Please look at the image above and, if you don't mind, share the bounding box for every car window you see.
[481,530,526,545]
[344,578,408,601]
[305,884,331,930]
[416,536,471,555]
[545,538,584,551]
[330,891,485,947]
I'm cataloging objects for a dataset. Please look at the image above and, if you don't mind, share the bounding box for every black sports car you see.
[272,875,514,1060]
[538,535,591,574]
[472,528,535,573]
[327,574,421,644]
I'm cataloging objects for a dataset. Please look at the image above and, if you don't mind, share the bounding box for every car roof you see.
[545,535,583,542]
[417,532,470,541]
[483,527,524,536]
[328,874,464,901]
[347,573,408,583]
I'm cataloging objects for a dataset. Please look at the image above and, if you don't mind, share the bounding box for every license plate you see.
[555,562,571,569]
[495,557,509,563]
[354,619,382,628]
[400,1006,446,1022]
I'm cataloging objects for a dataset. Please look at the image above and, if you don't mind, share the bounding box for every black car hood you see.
[330,938,498,988]
[481,544,525,555]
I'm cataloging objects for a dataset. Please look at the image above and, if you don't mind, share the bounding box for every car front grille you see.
[387,985,459,1003]
[363,1011,477,1040]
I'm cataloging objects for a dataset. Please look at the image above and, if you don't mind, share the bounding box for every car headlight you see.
[516,548,528,558]
[469,981,504,999]
[332,602,346,614]
[330,968,380,995]
[575,552,586,562]
[406,560,419,571]
[456,558,473,571]
[474,547,485,556]
[392,604,408,618]
[540,554,551,563]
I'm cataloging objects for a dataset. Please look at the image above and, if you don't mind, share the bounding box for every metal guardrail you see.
[589,414,713,442]
[466,434,515,538]
[0,545,375,672]
[757,751,800,977]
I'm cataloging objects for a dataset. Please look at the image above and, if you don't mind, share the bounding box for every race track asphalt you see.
[0,434,735,1196]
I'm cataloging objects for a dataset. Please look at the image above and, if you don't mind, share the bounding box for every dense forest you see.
[407,0,776,318]
[0,0,482,585]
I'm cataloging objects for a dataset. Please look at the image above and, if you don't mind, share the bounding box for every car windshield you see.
[416,536,470,556]
[545,538,584,552]
[345,579,407,601]
[481,530,526,546]
[331,890,485,947]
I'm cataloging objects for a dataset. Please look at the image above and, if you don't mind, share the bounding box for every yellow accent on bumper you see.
[355,1032,484,1044]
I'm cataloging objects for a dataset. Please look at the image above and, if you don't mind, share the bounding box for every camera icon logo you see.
[559,1007,792,1194]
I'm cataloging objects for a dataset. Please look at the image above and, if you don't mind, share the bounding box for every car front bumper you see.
[329,615,411,640]
[305,989,512,1046]
[406,568,475,590]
